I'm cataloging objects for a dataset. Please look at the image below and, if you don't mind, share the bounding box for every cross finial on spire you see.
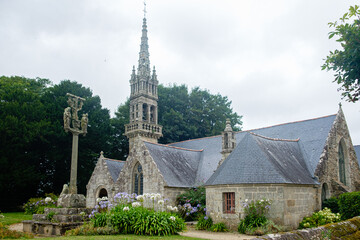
[143,0,147,18]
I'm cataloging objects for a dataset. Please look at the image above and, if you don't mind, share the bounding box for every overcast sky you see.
[1,0,359,144]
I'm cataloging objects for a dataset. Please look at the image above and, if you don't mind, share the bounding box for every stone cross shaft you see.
[63,93,88,194]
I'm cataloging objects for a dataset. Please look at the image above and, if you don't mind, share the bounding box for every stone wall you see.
[86,157,115,208]
[315,108,360,198]
[206,184,318,229]
[116,136,167,196]
[164,187,187,205]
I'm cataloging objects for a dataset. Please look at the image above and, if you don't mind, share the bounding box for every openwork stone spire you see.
[125,9,162,151]
[218,118,236,168]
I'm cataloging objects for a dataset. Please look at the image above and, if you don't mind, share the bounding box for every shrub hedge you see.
[338,191,360,220]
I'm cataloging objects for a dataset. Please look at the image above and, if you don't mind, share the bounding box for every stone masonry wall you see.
[86,157,115,208]
[116,136,167,197]
[315,108,360,197]
[163,187,187,206]
[206,184,318,230]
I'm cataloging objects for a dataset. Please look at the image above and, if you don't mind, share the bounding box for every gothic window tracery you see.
[338,142,346,185]
[133,162,143,195]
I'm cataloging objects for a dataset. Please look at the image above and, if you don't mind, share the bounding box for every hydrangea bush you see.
[176,186,206,221]
[23,197,57,214]
[298,208,341,229]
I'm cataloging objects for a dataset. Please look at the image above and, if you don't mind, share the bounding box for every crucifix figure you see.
[63,93,88,194]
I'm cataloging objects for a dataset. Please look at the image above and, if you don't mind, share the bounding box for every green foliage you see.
[238,199,272,234]
[322,197,340,213]
[0,222,34,239]
[338,191,360,220]
[46,211,57,222]
[66,222,117,236]
[298,208,341,229]
[23,197,56,214]
[90,204,186,236]
[196,215,213,230]
[210,222,228,232]
[177,186,206,207]
[0,76,113,211]
[241,220,282,236]
[322,5,360,102]
[176,186,206,221]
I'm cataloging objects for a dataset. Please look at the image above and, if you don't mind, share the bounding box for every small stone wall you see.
[206,184,318,229]
[253,216,360,240]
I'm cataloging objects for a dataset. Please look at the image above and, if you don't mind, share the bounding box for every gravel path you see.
[179,226,255,240]
[9,223,255,240]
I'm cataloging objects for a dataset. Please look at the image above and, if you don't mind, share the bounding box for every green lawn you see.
[0,212,32,225]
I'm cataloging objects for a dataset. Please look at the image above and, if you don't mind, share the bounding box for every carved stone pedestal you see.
[57,194,86,208]
[23,207,91,236]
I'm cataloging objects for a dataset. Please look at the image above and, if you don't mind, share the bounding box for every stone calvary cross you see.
[58,93,88,208]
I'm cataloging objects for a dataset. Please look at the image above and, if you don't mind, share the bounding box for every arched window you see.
[142,104,148,121]
[98,188,108,198]
[321,183,329,207]
[133,162,143,195]
[339,142,346,185]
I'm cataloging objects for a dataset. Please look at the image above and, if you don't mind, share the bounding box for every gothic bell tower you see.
[124,16,162,151]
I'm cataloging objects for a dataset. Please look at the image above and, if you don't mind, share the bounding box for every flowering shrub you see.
[238,198,273,234]
[23,197,57,214]
[176,186,206,221]
[83,192,185,236]
[298,208,341,229]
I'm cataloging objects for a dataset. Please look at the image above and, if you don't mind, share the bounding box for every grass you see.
[0,212,32,225]
[42,235,203,240]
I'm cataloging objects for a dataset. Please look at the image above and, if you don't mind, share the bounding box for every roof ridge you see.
[249,132,299,142]
[167,135,222,145]
[167,114,336,145]
[144,141,204,152]
[238,114,337,134]
[104,158,126,162]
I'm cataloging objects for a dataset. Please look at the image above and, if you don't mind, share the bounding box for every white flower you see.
[155,193,161,199]
[45,197,52,203]
[132,202,141,207]
[158,200,164,205]
[169,216,176,221]
[167,205,172,210]
[172,206,178,212]
[101,196,108,201]
[123,206,130,211]
[245,199,248,202]
[96,198,101,202]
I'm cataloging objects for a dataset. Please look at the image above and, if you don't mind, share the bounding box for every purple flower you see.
[204,216,208,220]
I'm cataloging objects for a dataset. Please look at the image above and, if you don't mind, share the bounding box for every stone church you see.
[86,16,360,228]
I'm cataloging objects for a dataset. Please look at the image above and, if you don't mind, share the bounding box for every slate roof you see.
[206,133,317,185]
[104,159,125,182]
[354,145,360,166]
[169,114,336,185]
[144,142,203,187]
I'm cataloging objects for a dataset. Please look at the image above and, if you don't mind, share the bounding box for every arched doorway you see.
[98,188,108,198]
[321,183,329,208]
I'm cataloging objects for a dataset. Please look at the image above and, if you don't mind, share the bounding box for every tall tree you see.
[322,5,360,102]
[39,80,112,196]
[0,76,50,211]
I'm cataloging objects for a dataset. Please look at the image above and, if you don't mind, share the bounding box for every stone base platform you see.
[23,207,92,236]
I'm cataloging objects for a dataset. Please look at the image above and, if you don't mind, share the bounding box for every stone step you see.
[44,207,92,215]
[23,220,83,236]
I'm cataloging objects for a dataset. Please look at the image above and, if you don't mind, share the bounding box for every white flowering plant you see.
[299,208,341,229]
[87,192,186,236]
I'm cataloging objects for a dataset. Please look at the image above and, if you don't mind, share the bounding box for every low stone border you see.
[253,216,360,240]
